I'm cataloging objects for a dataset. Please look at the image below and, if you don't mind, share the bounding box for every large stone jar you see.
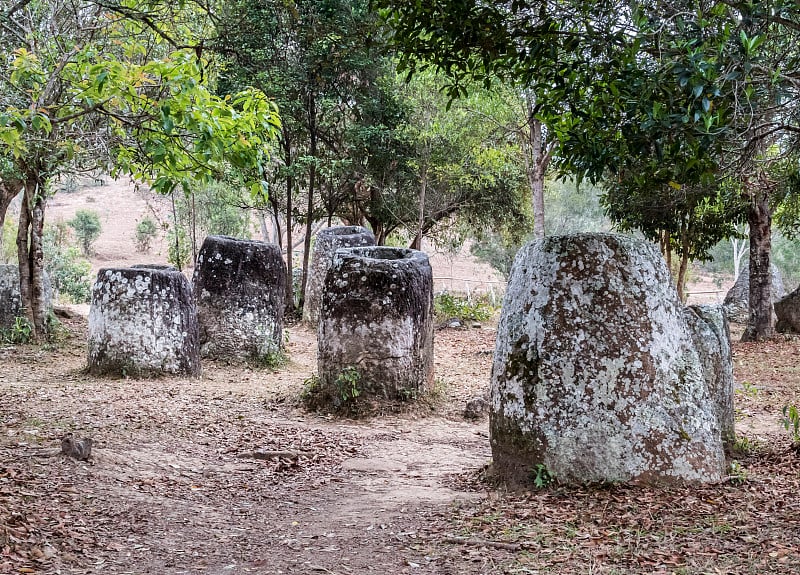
[303,226,376,325]
[490,233,731,486]
[312,247,434,412]
[88,265,200,376]
[192,235,286,363]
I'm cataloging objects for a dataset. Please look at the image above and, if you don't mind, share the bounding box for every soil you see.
[2,179,799,574]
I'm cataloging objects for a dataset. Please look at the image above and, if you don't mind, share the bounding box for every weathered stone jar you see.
[490,233,731,486]
[192,235,286,363]
[88,265,200,376]
[303,225,376,325]
[312,246,434,412]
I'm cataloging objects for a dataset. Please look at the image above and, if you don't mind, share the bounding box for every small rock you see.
[446,318,462,328]
[61,433,93,461]
[464,396,489,420]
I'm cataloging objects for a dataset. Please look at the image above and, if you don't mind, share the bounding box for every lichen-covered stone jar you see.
[192,235,286,363]
[490,233,731,486]
[88,265,200,376]
[311,246,433,413]
[303,225,376,325]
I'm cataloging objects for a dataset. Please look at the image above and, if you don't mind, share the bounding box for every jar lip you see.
[335,246,427,263]
[320,225,373,236]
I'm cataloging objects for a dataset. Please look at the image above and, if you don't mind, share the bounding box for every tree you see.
[378,0,800,340]
[215,0,385,311]
[0,0,280,337]
[335,70,531,248]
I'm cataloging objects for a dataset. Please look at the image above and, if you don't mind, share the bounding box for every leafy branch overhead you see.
[0,0,282,338]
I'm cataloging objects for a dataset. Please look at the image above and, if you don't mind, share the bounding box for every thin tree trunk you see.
[16,178,48,337]
[521,92,550,239]
[676,229,690,302]
[742,190,774,342]
[413,170,427,250]
[283,132,295,315]
[299,96,318,309]
[16,182,33,328]
[300,159,316,307]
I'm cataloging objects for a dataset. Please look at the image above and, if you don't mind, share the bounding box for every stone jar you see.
[192,235,286,363]
[490,233,731,486]
[303,226,376,325]
[88,265,200,376]
[314,246,434,412]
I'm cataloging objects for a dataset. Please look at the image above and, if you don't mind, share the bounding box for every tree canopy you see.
[0,0,280,336]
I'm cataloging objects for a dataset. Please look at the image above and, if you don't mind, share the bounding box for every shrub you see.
[68,209,102,256]
[433,292,496,324]
[43,224,93,304]
[135,217,158,253]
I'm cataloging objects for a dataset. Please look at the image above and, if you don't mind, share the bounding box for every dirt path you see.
[1,317,499,574]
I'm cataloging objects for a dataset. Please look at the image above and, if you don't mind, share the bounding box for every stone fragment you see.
[311,247,433,413]
[303,226,375,325]
[723,262,786,323]
[88,265,200,376]
[775,286,800,333]
[490,233,730,486]
[684,304,735,446]
[192,236,286,363]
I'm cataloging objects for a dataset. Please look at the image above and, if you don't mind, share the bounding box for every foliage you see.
[166,226,191,270]
[728,460,748,484]
[377,0,800,339]
[68,209,102,256]
[0,0,281,337]
[433,292,496,324]
[532,463,553,489]
[135,217,159,253]
[781,405,800,445]
[43,222,93,304]
[1,316,33,344]
[334,366,362,403]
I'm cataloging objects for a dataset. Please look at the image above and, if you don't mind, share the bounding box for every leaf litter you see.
[1,315,799,573]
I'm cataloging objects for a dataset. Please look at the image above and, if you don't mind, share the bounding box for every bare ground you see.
[2,315,800,574]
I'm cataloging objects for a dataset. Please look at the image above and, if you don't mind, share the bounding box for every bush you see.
[43,224,93,304]
[135,217,158,253]
[433,292,496,324]
[166,226,192,270]
[68,209,101,256]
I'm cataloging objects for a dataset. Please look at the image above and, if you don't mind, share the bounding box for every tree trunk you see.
[299,96,318,309]
[412,170,427,250]
[300,159,316,307]
[676,229,690,303]
[522,92,550,239]
[742,190,774,342]
[16,178,48,338]
[282,132,295,315]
